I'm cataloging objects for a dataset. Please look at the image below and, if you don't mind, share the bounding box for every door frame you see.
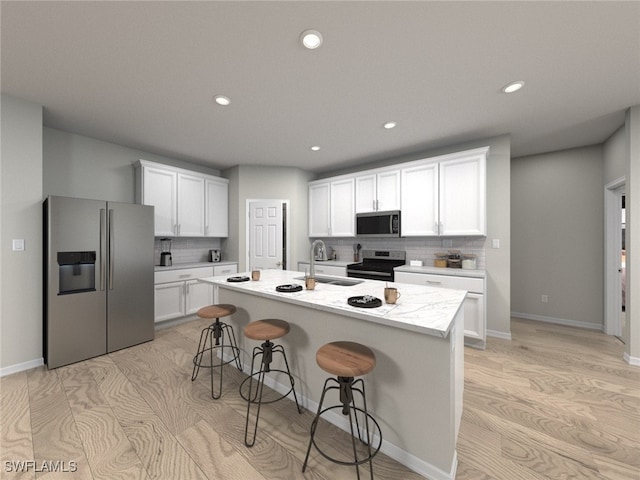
[604,177,625,337]
[245,199,290,271]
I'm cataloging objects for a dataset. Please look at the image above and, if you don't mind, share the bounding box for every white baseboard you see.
[511,312,604,331]
[0,357,44,377]
[487,329,512,341]
[623,352,640,367]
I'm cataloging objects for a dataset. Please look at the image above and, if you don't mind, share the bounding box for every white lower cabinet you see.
[395,271,486,348]
[154,264,237,323]
[154,281,186,322]
[297,262,346,277]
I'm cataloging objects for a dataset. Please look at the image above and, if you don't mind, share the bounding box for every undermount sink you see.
[294,275,363,287]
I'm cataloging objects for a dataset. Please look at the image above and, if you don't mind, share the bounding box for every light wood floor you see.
[1,318,638,479]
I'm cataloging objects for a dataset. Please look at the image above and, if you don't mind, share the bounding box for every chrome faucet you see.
[309,239,326,279]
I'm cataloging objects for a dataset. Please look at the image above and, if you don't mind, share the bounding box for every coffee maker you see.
[160,238,172,266]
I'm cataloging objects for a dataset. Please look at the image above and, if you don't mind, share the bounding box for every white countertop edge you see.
[394,265,486,278]
[155,261,237,271]
[199,271,466,338]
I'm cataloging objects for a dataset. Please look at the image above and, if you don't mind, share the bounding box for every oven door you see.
[346,267,394,282]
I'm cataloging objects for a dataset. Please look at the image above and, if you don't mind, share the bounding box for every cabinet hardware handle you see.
[427,280,442,285]
[179,274,191,278]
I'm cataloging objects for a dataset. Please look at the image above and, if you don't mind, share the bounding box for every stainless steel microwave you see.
[356,210,401,237]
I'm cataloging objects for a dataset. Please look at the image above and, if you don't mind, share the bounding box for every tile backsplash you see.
[322,237,487,269]
[155,237,222,265]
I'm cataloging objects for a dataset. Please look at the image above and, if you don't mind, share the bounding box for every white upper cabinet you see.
[309,146,488,238]
[136,160,228,237]
[140,165,177,237]
[355,169,400,213]
[401,147,487,236]
[308,182,331,237]
[177,173,205,237]
[401,162,439,236]
[439,152,486,235]
[308,176,355,237]
[205,177,229,237]
[330,177,356,236]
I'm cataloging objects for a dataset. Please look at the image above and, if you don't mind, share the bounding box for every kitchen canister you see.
[462,253,477,269]
[447,250,462,268]
[434,252,448,268]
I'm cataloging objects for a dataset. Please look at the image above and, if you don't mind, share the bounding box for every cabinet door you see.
[376,170,401,212]
[205,178,228,237]
[401,162,439,236]
[213,264,238,276]
[309,182,330,237]
[143,166,177,237]
[185,279,213,316]
[313,264,346,277]
[439,154,486,235]
[177,173,205,237]
[463,292,484,340]
[355,174,376,213]
[330,178,355,237]
[154,281,185,322]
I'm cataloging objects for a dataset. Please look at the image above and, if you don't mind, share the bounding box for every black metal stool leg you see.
[242,340,302,447]
[192,317,243,399]
[302,376,381,478]
[244,344,267,447]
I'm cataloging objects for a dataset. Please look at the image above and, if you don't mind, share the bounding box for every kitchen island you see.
[199,269,465,480]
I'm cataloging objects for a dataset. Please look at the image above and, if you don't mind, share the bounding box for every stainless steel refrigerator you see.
[44,196,155,369]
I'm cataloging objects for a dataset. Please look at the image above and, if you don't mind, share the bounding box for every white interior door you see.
[249,200,283,271]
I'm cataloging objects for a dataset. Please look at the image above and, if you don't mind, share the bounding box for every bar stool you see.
[302,341,382,480]
[191,304,242,399]
[240,318,301,447]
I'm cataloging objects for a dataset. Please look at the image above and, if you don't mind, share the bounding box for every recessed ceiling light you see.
[310,145,321,151]
[214,95,230,106]
[300,30,323,49]
[383,121,397,129]
[502,81,525,94]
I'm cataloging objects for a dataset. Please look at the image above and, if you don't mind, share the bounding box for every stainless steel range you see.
[346,249,406,282]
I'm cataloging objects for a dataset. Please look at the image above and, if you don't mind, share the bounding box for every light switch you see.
[12,239,25,251]
[491,239,500,249]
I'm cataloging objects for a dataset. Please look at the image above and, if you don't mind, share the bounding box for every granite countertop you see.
[154,260,237,272]
[200,269,466,338]
[395,264,486,278]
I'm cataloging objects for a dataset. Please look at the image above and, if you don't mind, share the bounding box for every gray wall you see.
[511,145,604,328]
[1,94,43,371]
[43,127,221,201]
[604,126,626,185]
[223,164,315,272]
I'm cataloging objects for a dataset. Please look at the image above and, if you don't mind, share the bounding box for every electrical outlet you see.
[442,239,453,248]
[541,294,549,303]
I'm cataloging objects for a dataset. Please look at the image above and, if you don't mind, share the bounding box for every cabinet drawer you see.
[154,267,215,284]
[395,272,484,293]
[213,264,238,276]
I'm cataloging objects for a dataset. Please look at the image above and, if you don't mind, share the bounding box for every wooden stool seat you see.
[244,318,290,341]
[316,341,376,378]
[197,304,236,319]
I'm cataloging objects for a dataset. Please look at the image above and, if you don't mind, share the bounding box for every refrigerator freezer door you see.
[106,201,155,352]
[45,196,107,368]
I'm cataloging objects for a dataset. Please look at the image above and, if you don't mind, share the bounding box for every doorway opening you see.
[604,178,626,342]
[246,199,290,272]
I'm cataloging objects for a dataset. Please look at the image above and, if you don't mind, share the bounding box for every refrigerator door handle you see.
[109,209,115,290]
[100,208,106,291]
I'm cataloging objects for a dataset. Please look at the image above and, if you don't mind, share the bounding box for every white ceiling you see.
[2,1,639,174]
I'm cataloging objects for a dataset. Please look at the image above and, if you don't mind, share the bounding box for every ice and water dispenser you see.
[57,251,96,295]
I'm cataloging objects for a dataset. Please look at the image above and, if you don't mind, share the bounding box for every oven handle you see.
[347,269,392,278]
